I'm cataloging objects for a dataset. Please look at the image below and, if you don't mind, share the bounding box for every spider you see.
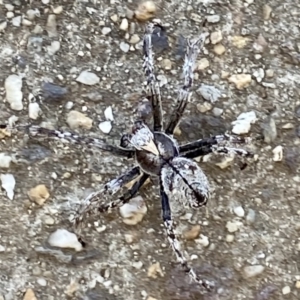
[1,22,253,291]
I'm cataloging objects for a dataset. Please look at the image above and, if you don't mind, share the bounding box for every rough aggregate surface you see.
[0,0,300,299]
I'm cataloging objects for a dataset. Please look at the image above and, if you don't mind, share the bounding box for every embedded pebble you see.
[231,111,257,135]
[5,74,23,111]
[47,41,60,55]
[46,14,57,37]
[272,145,283,162]
[37,278,47,286]
[197,58,210,70]
[210,31,223,44]
[102,27,111,35]
[215,155,234,169]
[246,209,256,224]
[147,262,164,279]
[1,174,15,200]
[104,106,114,122]
[52,6,63,14]
[134,1,157,21]
[12,16,21,27]
[132,261,143,269]
[263,4,272,20]
[206,15,220,23]
[120,42,130,53]
[0,153,12,168]
[129,34,140,44]
[99,121,112,134]
[226,234,235,242]
[196,234,209,247]
[212,107,223,116]
[228,74,252,89]
[182,225,201,240]
[233,206,245,217]
[282,286,291,295]
[232,35,250,49]
[214,44,226,55]
[262,117,277,143]
[23,288,37,300]
[119,196,147,225]
[28,102,41,120]
[226,221,241,233]
[157,75,167,87]
[160,58,172,70]
[197,102,212,113]
[42,82,68,100]
[28,184,50,205]
[197,84,222,103]
[48,229,83,251]
[243,265,265,278]
[67,110,93,130]
[119,18,129,31]
[76,71,100,85]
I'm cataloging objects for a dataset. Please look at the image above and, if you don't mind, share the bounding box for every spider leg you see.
[143,22,163,132]
[8,124,134,158]
[74,170,149,236]
[165,32,208,135]
[160,181,214,290]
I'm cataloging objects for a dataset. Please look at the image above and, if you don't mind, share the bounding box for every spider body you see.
[2,21,254,291]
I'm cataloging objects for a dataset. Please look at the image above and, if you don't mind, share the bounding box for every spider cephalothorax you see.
[2,21,253,291]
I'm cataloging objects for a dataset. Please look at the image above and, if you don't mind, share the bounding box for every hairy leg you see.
[160,179,214,290]
[165,32,208,135]
[143,22,163,132]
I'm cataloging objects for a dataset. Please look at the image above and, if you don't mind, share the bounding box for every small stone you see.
[12,16,21,27]
[226,234,235,242]
[197,58,209,70]
[5,74,23,111]
[0,21,7,31]
[104,106,114,121]
[47,40,60,55]
[1,174,15,200]
[147,262,164,279]
[243,265,265,278]
[26,9,38,20]
[134,1,156,21]
[246,209,256,224]
[263,4,272,20]
[48,229,83,251]
[37,278,47,286]
[42,82,68,100]
[119,196,147,225]
[99,121,112,134]
[161,58,172,70]
[214,44,226,55]
[197,102,212,113]
[110,14,118,23]
[7,12,14,19]
[196,234,209,247]
[76,71,100,85]
[282,123,293,129]
[28,102,41,120]
[282,286,291,295]
[216,155,234,169]
[5,4,14,11]
[190,13,202,23]
[231,111,257,134]
[132,261,143,269]
[124,234,135,244]
[67,110,93,130]
[28,184,50,205]
[228,74,252,90]
[226,221,240,233]
[119,18,129,31]
[212,107,223,116]
[0,153,12,168]
[232,35,250,49]
[182,225,201,240]
[206,14,220,23]
[43,216,55,225]
[23,288,37,300]
[129,34,140,44]
[233,206,245,217]
[102,27,111,35]
[210,31,222,44]
[65,280,80,297]
[46,14,57,37]
[272,145,283,162]
[262,117,277,143]
[197,84,221,103]
[295,281,300,289]
[253,34,268,53]
[120,42,130,53]
[22,19,32,26]
[52,5,63,14]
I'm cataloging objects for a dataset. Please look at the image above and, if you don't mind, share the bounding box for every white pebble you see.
[0,174,16,200]
[5,74,23,111]
[48,229,83,251]
[0,245,5,252]
[226,234,235,242]
[231,111,257,134]
[76,70,100,85]
[282,286,291,295]
[99,121,112,134]
[119,18,129,31]
[37,278,47,286]
[12,16,21,27]
[119,196,147,225]
[104,106,114,122]
[28,102,41,120]
[226,221,241,233]
[233,206,245,217]
[157,74,168,87]
[196,234,209,247]
[246,209,256,224]
[243,265,265,278]
[102,27,111,35]
[47,40,60,55]
[120,42,130,53]
[0,153,12,168]
[272,145,283,162]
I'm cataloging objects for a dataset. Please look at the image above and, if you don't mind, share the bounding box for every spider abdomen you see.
[160,157,210,210]
[135,132,179,175]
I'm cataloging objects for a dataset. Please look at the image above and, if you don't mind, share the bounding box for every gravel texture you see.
[0,0,300,300]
